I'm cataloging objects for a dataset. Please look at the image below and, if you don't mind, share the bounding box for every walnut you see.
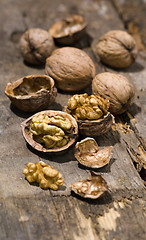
[96,30,138,68]
[5,75,57,112]
[70,173,107,199]
[64,93,114,136]
[23,161,64,190]
[92,72,135,115]
[45,47,96,91]
[49,15,87,45]
[75,137,112,168]
[21,110,78,154]
[19,28,55,65]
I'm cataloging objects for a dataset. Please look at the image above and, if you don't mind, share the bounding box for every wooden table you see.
[0,0,146,239]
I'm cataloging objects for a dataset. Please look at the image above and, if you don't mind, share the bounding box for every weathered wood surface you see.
[0,0,146,239]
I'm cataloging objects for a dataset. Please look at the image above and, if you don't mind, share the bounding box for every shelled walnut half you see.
[21,110,78,154]
[70,174,107,199]
[64,93,114,136]
[23,161,64,190]
[75,138,112,168]
[5,75,57,112]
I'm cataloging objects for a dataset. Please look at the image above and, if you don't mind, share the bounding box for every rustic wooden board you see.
[0,0,146,239]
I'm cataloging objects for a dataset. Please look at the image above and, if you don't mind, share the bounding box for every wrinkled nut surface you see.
[64,93,114,136]
[19,28,55,65]
[5,75,57,112]
[96,30,138,68]
[67,93,110,120]
[45,47,96,91]
[70,175,107,199]
[21,110,78,153]
[23,161,64,190]
[75,137,112,168]
[49,15,87,45]
[92,72,135,115]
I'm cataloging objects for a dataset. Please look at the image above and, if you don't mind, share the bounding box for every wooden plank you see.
[0,0,146,239]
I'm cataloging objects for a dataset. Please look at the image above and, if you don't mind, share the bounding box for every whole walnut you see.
[96,30,138,68]
[45,47,96,91]
[19,28,55,65]
[92,72,135,115]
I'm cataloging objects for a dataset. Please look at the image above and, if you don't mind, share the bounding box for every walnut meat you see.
[5,75,57,112]
[45,47,96,91]
[70,174,107,199]
[96,30,138,68]
[64,93,114,136]
[19,28,55,65]
[75,137,112,168]
[21,110,78,154]
[92,72,135,115]
[23,161,64,190]
[49,15,87,45]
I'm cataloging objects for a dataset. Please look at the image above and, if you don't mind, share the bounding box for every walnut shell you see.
[21,110,78,154]
[92,72,135,115]
[96,30,138,68]
[49,15,87,45]
[64,106,114,137]
[45,47,96,91]
[70,174,107,199]
[5,75,57,112]
[19,28,55,65]
[75,137,112,168]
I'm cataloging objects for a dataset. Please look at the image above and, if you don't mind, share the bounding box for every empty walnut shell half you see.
[96,30,138,68]
[5,75,57,112]
[75,137,112,168]
[49,15,87,45]
[21,110,78,154]
[70,174,107,199]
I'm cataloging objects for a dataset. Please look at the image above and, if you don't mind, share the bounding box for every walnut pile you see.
[19,28,55,65]
[30,114,72,149]
[67,93,110,120]
[96,30,138,68]
[23,161,64,190]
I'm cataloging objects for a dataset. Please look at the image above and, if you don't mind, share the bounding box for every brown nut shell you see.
[70,175,107,199]
[64,106,114,136]
[21,110,78,154]
[75,137,112,168]
[49,15,87,45]
[96,30,138,68]
[45,47,96,91]
[5,75,57,112]
[19,28,55,65]
[92,72,135,115]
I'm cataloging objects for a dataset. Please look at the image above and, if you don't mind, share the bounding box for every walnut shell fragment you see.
[45,47,96,91]
[23,161,64,190]
[96,30,138,68]
[21,110,78,154]
[19,28,55,65]
[64,93,114,136]
[92,72,135,115]
[75,137,112,168]
[70,175,107,199]
[49,15,87,45]
[5,75,57,112]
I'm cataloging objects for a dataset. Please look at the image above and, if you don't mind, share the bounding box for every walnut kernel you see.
[23,161,64,190]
